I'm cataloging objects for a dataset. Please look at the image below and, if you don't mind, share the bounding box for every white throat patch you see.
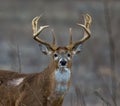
[55,68,71,93]
[55,68,71,82]
[7,77,24,86]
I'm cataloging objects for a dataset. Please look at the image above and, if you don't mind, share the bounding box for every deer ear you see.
[72,44,82,55]
[39,44,53,55]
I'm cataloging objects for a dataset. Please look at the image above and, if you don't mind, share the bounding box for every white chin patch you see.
[55,68,71,83]
[7,78,24,86]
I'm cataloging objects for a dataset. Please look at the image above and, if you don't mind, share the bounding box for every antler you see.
[32,16,56,50]
[68,14,92,49]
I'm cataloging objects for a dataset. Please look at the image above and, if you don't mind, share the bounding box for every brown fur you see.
[0,60,71,106]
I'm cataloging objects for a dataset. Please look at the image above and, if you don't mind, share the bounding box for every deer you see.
[0,14,92,106]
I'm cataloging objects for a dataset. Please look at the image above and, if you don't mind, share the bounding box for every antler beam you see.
[68,14,92,49]
[32,16,56,50]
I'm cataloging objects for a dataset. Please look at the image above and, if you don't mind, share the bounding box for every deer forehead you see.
[56,47,69,54]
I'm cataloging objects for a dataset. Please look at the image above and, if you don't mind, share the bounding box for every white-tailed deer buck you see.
[0,14,92,106]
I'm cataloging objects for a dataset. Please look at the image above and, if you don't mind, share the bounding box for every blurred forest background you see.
[0,0,120,106]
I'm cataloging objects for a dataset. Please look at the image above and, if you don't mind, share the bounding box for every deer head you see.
[32,14,92,70]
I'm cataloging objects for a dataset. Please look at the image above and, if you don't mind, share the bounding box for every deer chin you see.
[58,65,67,69]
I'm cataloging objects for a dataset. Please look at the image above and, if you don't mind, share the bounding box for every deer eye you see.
[67,53,71,57]
[54,53,58,58]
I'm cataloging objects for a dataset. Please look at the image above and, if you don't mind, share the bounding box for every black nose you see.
[60,59,67,66]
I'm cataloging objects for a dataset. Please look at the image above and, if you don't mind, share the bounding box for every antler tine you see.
[69,28,73,45]
[76,14,92,44]
[32,16,54,50]
[51,29,56,45]
[32,16,39,34]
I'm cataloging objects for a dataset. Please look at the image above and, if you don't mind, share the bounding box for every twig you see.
[75,85,86,106]
[94,90,111,106]
[103,0,117,106]
[16,43,22,73]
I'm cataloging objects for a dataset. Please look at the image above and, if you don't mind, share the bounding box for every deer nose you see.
[60,59,67,66]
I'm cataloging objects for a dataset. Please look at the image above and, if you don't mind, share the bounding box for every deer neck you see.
[46,64,71,103]
[40,61,71,99]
